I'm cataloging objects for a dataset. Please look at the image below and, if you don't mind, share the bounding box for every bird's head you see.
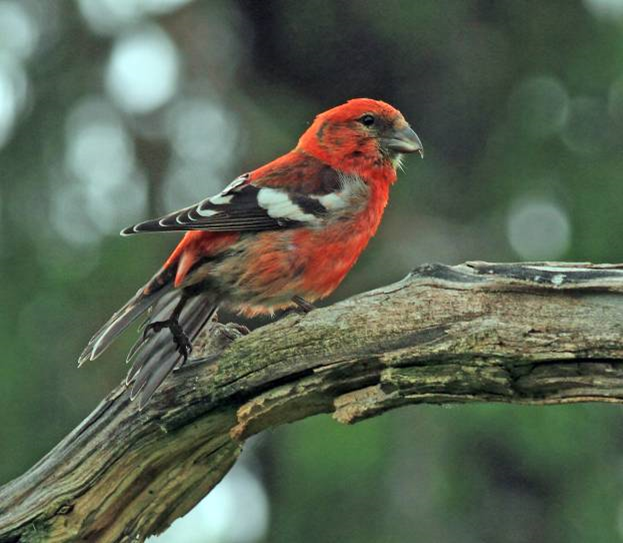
[297,98,423,175]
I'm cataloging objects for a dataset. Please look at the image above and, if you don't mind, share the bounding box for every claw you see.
[169,320,192,358]
[143,320,168,338]
[143,318,192,362]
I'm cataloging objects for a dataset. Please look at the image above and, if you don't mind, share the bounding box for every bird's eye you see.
[359,114,375,127]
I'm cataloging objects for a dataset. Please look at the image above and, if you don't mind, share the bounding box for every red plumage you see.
[79,98,423,407]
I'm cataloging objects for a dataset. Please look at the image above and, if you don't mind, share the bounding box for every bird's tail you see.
[78,267,176,367]
[79,265,219,408]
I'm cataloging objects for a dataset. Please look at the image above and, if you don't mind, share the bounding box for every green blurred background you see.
[1,1,623,541]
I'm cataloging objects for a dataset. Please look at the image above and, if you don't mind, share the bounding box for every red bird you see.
[79,98,423,407]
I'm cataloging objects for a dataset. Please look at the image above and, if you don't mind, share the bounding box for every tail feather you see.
[80,264,218,408]
[124,291,185,385]
[78,282,175,366]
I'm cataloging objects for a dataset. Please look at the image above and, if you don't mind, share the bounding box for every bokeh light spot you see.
[166,97,238,164]
[149,465,269,543]
[0,1,40,60]
[56,96,146,244]
[106,25,180,114]
[65,97,135,188]
[508,76,569,138]
[78,0,193,35]
[163,159,224,211]
[50,184,105,246]
[140,0,193,15]
[78,0,141,34]
[0,55,28,149]
[583,0,623,19]
[507,197,571,260]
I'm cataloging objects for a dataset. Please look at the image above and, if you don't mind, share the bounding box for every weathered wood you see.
[2,261,623,542]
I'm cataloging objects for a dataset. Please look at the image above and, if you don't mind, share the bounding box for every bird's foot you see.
[144,318,193,360]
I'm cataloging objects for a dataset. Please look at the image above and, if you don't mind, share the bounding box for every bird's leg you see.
[292,295,316,313]
[168,318,193,360]
[143,295,193,360]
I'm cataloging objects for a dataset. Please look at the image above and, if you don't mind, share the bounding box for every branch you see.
[3,261,623,542]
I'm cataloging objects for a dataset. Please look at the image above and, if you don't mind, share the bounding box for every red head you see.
[297,98,423,176]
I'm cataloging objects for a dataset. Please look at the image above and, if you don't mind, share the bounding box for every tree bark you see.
[2,261,623,542]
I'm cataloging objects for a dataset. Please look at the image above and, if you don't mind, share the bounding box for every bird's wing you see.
[121,173,335,235]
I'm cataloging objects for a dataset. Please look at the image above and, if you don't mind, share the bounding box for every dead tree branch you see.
[2,261,623,542]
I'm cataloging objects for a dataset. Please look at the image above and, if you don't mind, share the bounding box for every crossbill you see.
[79,98,423,407]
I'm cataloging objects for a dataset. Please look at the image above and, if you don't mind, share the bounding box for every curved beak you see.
[383,125,424,157]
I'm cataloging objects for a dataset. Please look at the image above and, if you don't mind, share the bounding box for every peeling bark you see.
[2,261,623,542]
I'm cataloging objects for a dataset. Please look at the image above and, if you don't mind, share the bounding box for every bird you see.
[79,98,423,408]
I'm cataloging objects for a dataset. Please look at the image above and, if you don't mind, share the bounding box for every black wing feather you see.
[121,175,328,236]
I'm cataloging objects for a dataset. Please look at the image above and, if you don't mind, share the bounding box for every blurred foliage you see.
[1,1,623,541]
